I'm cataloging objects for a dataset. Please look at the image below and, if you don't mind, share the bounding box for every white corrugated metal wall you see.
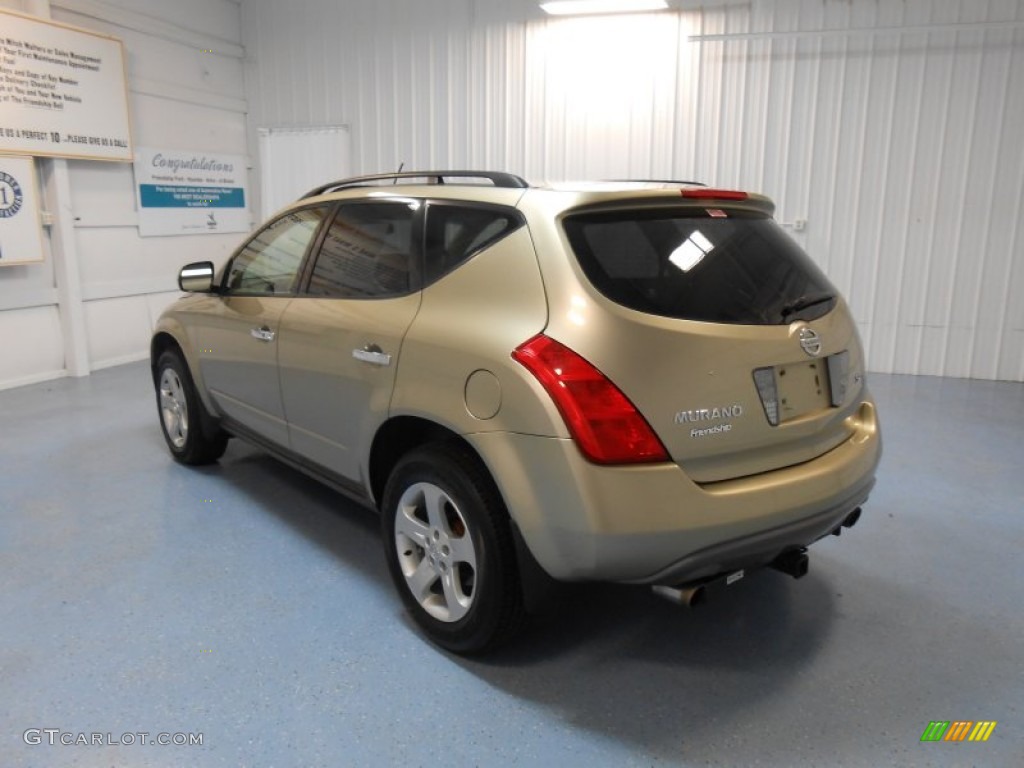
[241,0,1024,381]
[258,126,351,218]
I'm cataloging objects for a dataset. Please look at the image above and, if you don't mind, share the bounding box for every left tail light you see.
[512,334,669,465]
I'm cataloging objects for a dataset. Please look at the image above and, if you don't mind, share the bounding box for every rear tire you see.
[155,349,228,465]
[381,443,525,654]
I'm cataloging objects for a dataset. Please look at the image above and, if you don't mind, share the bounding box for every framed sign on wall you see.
[0,9,133,162]
[0,155,44,266]
[133,147,251,237]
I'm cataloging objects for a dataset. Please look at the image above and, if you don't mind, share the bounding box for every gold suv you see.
[151,171,881,653]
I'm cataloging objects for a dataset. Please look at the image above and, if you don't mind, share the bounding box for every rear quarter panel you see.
[388,227,559,439]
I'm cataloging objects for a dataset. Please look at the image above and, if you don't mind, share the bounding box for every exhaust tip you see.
[843,507,862,529]
[652,584,706,608]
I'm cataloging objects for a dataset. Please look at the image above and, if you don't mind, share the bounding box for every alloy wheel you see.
[159,368,189,449]
[394,481,478,622]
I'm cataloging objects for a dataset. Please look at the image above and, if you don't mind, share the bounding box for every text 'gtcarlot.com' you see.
[23,729,204,747]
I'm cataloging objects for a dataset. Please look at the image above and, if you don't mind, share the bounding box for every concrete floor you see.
[1,361,1021,767]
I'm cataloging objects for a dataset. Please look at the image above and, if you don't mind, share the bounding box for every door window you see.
[224,207,327,295]
[307,202,419,299]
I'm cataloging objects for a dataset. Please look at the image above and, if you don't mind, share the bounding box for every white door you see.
[257,126,351,219]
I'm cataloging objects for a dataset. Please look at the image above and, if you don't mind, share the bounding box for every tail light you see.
[680,188,748,201]
[512,334,669,465]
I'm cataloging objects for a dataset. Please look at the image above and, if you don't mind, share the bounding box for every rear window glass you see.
[563,209,837,325]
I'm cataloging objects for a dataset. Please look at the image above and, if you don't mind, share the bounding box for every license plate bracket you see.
[775,358,831,422]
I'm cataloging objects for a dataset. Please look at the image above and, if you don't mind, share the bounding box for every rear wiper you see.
[780,292,835,319]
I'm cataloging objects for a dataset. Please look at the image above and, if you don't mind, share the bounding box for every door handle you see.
[352,344,392,366]
[250,326,275,342]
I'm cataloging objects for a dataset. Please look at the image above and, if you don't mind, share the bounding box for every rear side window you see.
[563,209,837,325]
[307,202,417,299]
[424,204,523,285]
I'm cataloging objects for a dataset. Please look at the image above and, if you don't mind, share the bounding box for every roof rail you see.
[302,170,529,199]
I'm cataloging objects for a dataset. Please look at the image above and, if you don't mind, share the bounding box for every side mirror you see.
[178,261,216,293]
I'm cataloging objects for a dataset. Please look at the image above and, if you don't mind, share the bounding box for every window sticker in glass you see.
[308,202,417,299]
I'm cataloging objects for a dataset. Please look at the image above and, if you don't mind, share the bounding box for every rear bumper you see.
[639,478,872,585]
[467,400,881,584]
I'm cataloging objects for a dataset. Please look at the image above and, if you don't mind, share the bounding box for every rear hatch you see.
[557,198,866,483]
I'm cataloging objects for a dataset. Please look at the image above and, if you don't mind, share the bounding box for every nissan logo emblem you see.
[799,327,822,357]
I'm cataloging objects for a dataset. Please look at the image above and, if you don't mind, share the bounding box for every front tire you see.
[155,349,228,465]
[381,443,525,654]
